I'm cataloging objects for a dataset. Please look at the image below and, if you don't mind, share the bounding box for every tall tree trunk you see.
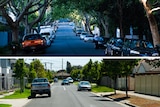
[12,25,19,43]
[100,17,109,38]
[141,0,160,47]
[125,75,128,97]
[117,0,124,38]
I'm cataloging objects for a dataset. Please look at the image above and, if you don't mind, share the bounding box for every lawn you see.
[92,85,114,93]
[0,104,12,107]
[2,89,30,99]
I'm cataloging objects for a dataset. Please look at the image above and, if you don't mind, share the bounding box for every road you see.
[24,82,125,107]
[40,23,105,56]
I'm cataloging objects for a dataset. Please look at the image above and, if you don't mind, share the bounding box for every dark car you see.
[94,36,109,49]
[121,39,159,56]
[22,34,45,52]
[61,79,70,85]
[104,37,124,56]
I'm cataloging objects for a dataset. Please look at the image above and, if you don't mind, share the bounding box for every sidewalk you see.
[93,90,160,107]
[0,92,31,107]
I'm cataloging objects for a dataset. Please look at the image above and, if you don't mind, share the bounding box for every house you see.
[0,59,16,91]
[134,60,160,96]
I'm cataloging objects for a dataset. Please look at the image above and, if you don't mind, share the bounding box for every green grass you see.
[92,85,114,93]
[2,89,30,99]
[0,104,12,107]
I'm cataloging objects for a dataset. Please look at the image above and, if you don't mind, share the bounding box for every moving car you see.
[77,81,91,91]
[21,34,45,52]
[121,39,159,56]
[66,77,74,83]
[31,78,51,98]
[61,79,70,85]
[104,37,124,56]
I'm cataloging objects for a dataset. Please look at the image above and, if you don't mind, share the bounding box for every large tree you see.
[140,0,160,46]
[0,0,51,43]
[14,59,29,93]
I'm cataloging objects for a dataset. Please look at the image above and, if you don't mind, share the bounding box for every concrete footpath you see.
[0,90,160,107]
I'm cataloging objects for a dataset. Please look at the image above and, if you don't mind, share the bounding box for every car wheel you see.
[31,93,36,98]
[110,50,114,56]
[48,92,51,97]
[88,89,91,91]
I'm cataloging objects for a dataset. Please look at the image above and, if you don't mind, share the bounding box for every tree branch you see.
[150,7,160,13]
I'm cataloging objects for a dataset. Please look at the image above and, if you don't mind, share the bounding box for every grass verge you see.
[2,89,30,99]
[0,104,12,107]
[92,85,114,93]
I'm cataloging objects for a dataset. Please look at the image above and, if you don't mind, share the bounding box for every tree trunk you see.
[141,0,160,47]
[117,0,124,38]
[12,26,19,43]
[125,75,128,97]
[100,17,109,38]
[114,77,117,94]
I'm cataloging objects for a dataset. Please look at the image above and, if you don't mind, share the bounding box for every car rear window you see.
[32,78,48,83]
[24,34,42,41]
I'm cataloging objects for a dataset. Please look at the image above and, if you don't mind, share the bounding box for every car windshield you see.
[24,34,41,40]
[80,81,90,85]
[129,40,154,49]
[114,38,123,46]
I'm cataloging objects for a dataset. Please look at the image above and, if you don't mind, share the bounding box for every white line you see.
[63,86,66,91]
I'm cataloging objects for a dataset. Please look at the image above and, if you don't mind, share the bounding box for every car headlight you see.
[130,50,140,55]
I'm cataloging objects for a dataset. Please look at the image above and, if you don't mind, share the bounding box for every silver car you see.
[77,81,91,91]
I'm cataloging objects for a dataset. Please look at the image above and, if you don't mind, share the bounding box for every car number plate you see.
[31,47,36,49]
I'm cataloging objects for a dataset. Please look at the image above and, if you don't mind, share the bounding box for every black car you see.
[121,39,159,56]
[104,37,124,56]
[94,36,109,49]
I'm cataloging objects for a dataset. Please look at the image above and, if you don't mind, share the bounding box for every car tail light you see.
[48,84,50,88]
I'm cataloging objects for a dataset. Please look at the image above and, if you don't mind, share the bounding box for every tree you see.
[140,0,160,46]
[14,59,29,93]
[0,0,51,43]
[30,59,46,78]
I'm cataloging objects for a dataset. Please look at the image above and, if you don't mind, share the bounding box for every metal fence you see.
[135,74,160,96]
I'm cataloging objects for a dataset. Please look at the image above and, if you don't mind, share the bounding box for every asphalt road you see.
[24,82,125,107]
[42,23,105,56]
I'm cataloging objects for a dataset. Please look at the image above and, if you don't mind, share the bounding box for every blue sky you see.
[24,57,103,71]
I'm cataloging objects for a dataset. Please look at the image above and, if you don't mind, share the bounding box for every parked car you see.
[84,34,94,42]
[76,29,83,36]
[104,37,124,56]
[93,36,109,49]
[42,35,51,47]
[31,78,51,97]
[80,32,87,40]
[77,81,91,91]
[121,39,159,56]
[66,77,74,83]
[61,79,70,85]
[40,28,55,42]
[21,34,45,52]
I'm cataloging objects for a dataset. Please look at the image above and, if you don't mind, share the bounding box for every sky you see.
[24,57,103,71]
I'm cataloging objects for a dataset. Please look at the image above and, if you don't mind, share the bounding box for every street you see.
[24,82,125,107]
[31,23,105,56]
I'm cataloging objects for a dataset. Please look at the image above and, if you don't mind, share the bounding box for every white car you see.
[84,35,94,42]
[42,35,51,47]
[40,28,56,42]
[66,77,74,83]
[80,32,87,40]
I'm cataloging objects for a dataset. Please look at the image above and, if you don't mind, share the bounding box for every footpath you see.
[0,90,160,107]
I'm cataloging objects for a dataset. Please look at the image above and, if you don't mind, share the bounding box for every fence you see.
[135,74,160,96]
[0,76,28,91]
[100,76,135,90]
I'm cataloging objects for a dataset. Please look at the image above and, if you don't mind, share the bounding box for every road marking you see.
[63,86,66,91]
